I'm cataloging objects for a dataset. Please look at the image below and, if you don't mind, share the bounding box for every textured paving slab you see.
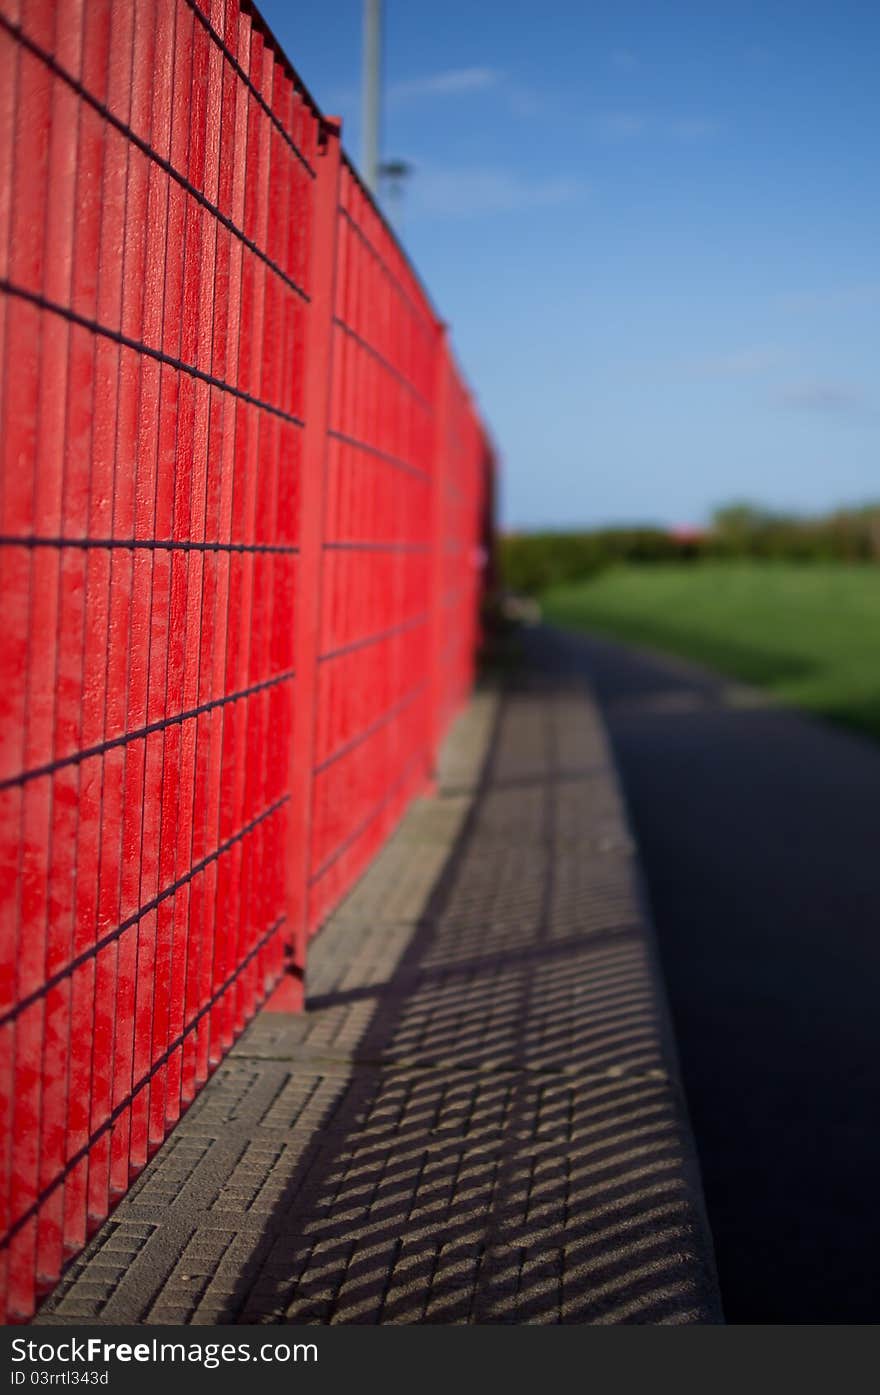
[38,661,721,1325]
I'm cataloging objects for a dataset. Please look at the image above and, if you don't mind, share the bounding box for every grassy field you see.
[541,562,880,739]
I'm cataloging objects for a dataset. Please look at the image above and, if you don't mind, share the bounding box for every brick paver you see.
[38,659,721,1325]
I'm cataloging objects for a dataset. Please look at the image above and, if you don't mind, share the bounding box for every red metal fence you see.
[0,0,494,1322]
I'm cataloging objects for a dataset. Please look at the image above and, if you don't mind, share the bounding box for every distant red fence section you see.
[0,0,494,1322]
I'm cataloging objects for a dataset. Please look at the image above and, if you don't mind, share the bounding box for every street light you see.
[378,158,413,231]
[361,0,382,194]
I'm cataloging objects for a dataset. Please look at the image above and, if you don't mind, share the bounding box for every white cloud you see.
[772,381,868,413]
[595,111,648,138]
[388,67,547,120]
[776,283,880,313]
[665,116,719,141]
[674,346,788,379]
[611,49,639,72]
[411,167,588,217]
[644,344,875,421]
[593,111,719,141]
[388,67,501,104]
[507,84,544,118]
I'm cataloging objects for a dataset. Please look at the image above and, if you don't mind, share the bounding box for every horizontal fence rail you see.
[0,0,495,1322]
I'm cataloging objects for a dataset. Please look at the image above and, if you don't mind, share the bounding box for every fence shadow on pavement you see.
[208,660,719,1325]
[39,652,720,1326]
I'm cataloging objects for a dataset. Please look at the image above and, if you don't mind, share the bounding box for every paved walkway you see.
[567,626,880,1324]
[38,639,719,1325]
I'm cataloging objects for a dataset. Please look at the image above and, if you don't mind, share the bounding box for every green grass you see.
[541,562,880,739]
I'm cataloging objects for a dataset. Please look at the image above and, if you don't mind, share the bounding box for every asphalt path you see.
[537,625,880,1323]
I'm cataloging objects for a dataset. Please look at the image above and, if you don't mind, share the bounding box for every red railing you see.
[0,0,494,1322]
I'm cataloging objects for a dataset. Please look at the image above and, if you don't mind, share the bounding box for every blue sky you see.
[259,0,879,530]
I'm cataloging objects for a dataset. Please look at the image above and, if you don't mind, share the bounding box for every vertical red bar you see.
[428,323,451,781]
[282,117,341,998]
[57,0,111,1261]
[148,0,193,1151]
[0,118,21,1339]
[129,0,174,1177]
[170,8,212,1127]
[108,0,154,1204]
[1,0,52,1320]
[84,2,130,1231]
[35,6,79,1245]
[205,0,248,1067]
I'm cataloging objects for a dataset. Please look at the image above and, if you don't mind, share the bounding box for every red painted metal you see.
[283,115,342,1008]
[0,0,494,1322]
